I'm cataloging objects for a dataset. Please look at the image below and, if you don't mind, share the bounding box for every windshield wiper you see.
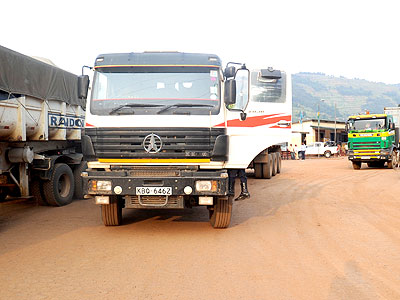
[109,103,163,115]
[156,103,214,114]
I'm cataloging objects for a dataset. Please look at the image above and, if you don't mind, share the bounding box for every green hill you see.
[292,72,400,122]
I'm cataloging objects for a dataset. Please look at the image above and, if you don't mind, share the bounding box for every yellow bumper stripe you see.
[98,158,211,163]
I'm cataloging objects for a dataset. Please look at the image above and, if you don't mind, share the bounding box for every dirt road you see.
[1,157,400,300]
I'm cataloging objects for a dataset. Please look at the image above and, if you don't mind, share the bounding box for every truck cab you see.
[81,52,292,228]
[347,113,399,169]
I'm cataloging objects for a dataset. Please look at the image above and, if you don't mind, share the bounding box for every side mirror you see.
[224,66,236,79]
[78,75,90,100]
[390,122,395,130]
[240,112,247,121]
[224,79,236,105]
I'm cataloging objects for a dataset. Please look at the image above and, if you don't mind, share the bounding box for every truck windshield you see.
[349,118,386,131]
[90,67,221,115]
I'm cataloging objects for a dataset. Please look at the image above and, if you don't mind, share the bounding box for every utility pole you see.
[334,102,337,144]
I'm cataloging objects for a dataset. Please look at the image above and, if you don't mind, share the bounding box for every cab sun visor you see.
[260,69,281,79]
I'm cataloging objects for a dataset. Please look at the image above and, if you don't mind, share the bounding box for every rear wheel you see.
[271,153,277,176]
[101,195,122,226]
[43,163,74,206]
[209,196,232,229]
[262,154,273,179]
[73,161,87,200]
[276,152,282,174]
[352,161,361,170]
[31,179,48,206]
[0,189,8,202]
[254,163,262,179]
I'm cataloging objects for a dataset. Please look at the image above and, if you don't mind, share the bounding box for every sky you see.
[2,0,400,84]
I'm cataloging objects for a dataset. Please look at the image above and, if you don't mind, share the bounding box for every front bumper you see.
[82,167,228,208]
[348,150,390,161]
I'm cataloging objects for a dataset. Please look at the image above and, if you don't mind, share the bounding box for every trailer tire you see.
[43,163,74,206]
[276,152,282,174]
[73,161,87,200]
[254,163,262,178]
[209,196,232,229]
[31,179,48,206]
[352,161,361,170]
[101,196,122,226]
[262,154,273,179]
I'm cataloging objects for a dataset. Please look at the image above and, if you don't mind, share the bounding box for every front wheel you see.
[387,151,398,169]
[102,195,122,226]
[209,196,232,229]
[324,151,332,158]
[352,161,361,170]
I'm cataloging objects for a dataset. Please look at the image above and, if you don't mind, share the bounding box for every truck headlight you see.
[90,180,112,191]
[380,149,390,155]
[195,180,218,192]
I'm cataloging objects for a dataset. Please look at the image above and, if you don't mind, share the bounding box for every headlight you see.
[90,180,112,191]
[195,180,218,192]
[380,149,390,155]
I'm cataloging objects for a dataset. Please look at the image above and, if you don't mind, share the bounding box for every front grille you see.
[124,195,184,209]
[128,169,180,177]
[85,127,225,159]
[353,141,380,149]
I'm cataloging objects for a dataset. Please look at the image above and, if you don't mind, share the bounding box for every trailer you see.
[0,45,88,205]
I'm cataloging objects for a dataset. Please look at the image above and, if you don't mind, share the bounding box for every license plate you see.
[136,187,172,196]
[363,156,371,159]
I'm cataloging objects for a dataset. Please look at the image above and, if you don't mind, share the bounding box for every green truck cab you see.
[347,112,399,170]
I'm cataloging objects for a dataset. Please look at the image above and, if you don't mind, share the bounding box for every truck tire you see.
[352,161,361,170]
[262,154,273,179]
[254,163,262,179]
[276,152,282,174]
[209,196,232,229]
[324,151,332,158]
[31,179,48,206]
[102,195,122,226]
[271,153,277,176]
[43,163,75,206]
[387,151,398,169]
[73,161,87,200]
[0,189,8,202]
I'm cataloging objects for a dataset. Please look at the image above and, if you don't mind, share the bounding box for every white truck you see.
[0,45,89,205]
[305,142,339,158]
[81,52,292,228]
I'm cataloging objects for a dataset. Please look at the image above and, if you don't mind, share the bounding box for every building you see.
[291,119,347,146]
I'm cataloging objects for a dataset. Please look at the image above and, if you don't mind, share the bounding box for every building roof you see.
[292,119,346,125]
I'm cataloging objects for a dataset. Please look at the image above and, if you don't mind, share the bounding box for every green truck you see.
[347,107,400,170]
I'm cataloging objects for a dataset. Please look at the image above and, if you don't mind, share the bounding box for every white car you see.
[305,142,338,158]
